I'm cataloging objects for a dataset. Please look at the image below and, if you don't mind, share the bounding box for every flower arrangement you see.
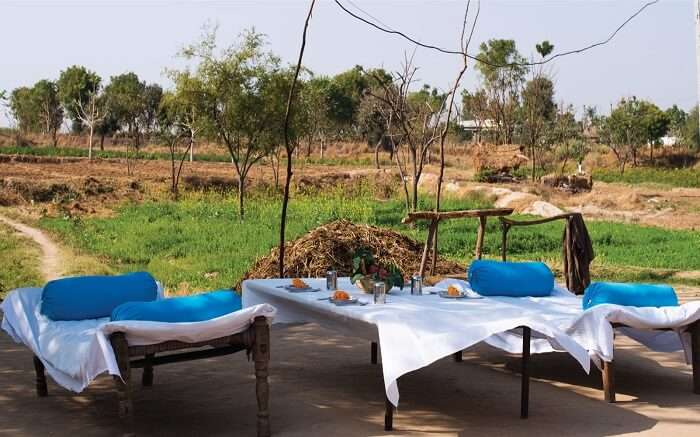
[351,248,404,292]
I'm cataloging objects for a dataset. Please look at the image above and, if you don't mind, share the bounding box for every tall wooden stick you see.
[279,0,316,277]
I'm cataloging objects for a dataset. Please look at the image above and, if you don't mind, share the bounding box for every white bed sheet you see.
[437,280,700,365]
[1,287,276,393]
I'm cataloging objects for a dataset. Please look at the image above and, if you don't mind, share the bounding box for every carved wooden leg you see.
[253,316,271,437]
[690,321,700,395]
[602,360,616,403]
[142,353,154,387]
[453,351,463,362]
[33,355,48,397]
[109,332,134,423]
[371,342,378,365]
[521,327,531,419]
[475,216,487,260]
[384,395,394,431]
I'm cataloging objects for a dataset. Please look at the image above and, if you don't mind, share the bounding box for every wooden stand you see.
[402,208,514,277]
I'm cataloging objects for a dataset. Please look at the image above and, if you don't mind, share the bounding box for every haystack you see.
[237,220,464,289]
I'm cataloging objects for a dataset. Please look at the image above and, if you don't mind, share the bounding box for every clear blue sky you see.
[0,0,696,123]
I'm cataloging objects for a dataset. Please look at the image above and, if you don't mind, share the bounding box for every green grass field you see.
[38,188,700,293]
[594,167,700,188]
[0,223,42,298]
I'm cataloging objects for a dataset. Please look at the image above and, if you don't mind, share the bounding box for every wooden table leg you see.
[453,351,463,362]
[521,327,531,419]
[475,216,487,260]
[371,342,378,365]
[33,356,48,397]
[602,360,616,402]
[690,321,700,395]
[385,396,394,431]
[253,317,271,437]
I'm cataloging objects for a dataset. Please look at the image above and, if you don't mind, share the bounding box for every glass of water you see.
[373,282,386,304]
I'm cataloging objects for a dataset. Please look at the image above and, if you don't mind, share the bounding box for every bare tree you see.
[369,55,446,212]
[75,88,106,160]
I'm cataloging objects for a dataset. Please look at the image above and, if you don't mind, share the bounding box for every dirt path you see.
[0,214,62,281]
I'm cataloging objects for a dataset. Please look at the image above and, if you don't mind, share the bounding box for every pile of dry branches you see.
[237,219,463,289]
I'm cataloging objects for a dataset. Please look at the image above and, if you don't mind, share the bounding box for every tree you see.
[682,105,700,151]
[163,70,209,162]
[140,83,164,136]
[75,84,106,159]
[158,91,194,198]
[521,76,555,180]
[600,97,668,173]
[368,57,447,212]
[475,39,527,144]
[665,104,687,141]
[181,27,289,218]
[9,87,40,135]
[300,76,332,159]
[103,72,146,146]
[326,65,369,138]
[57,65,101,133]
[461,89,489,143]
[32,80,63,147]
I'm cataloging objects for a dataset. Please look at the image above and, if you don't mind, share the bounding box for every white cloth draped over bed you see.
[1,288,276,393]
[436,280,700,366]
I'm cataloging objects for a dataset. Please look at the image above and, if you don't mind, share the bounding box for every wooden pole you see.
[385,396,394,431]
[520,327,531,419]
[475,216,487,260]
[33,356,48,397]
[419,219,438,277]
[691,321,700,394]
[602,360,616,403]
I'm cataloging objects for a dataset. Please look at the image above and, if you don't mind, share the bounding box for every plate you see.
[329,297,359,305]
[279,285,321,293]
[437,290,482,299]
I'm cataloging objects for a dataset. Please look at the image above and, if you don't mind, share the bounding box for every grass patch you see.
[38,189,700,293]
[0,145,231,163]
[594,167,700,188]
[0,223,43,297]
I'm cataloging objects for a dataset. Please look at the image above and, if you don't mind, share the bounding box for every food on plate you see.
[332,290,351,301]
[291,278,309,289]
[447,285,462,297]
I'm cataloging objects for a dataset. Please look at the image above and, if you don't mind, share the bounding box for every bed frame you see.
[32,316,271,437]
[499,214,700,402]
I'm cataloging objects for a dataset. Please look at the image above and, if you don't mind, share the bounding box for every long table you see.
[242,278,590,431]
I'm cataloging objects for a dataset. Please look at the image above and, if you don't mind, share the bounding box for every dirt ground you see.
[1,321,699,437]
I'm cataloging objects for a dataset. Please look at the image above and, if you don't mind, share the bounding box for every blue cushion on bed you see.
[110,290,242,323]
[582,282,678,310]
[41,272,158,321]
[467,260,554,297]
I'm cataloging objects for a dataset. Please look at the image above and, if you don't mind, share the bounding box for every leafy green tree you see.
[162,70,209,162]
[32,80,64,147]
[665,105,687,141]
[639,102,670,162]
[326,65,368,137]
[181,28,291,218]
[103,72,146,145]
[521,76,555,180]
[140,83,164,136]
[682,105,699,151]
[57,65,101,133]
[475,39,527,144]
[9,87,40,134]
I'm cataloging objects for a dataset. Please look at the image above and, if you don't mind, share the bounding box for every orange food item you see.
[447,285,462,297]
[333,290,351,301]
[291,278,309,289]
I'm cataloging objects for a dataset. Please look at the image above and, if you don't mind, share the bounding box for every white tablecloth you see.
[1,287,276,393]
[242,278,591,407]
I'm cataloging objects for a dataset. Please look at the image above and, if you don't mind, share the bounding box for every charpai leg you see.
[690,321,700,395]
[142,353,154,387]
[385,396,394,431]
[371,342,378,365]
[253,316,271,437]
[109,332,134,423]
[521,327,531,419]
[453,351,463,362]
[33,355,48,397]
[602,360,616,402]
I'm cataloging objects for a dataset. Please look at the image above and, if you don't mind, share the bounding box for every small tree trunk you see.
[88,125,94,160]
[238,175,245,219]
[100,134,105,151]
[374,140,381,169]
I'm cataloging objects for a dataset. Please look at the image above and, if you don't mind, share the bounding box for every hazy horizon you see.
[1,0,697,126]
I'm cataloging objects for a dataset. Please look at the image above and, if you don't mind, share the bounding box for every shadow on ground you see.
[2,321,698,436]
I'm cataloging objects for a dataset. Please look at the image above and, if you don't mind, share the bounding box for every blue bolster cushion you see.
[111,290,242,323]
[41,272,158,321]
[468,260,554,297]
[582,282,679,310]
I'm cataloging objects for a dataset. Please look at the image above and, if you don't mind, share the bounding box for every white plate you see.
[278,285,321,293]
[329,297,359,306]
